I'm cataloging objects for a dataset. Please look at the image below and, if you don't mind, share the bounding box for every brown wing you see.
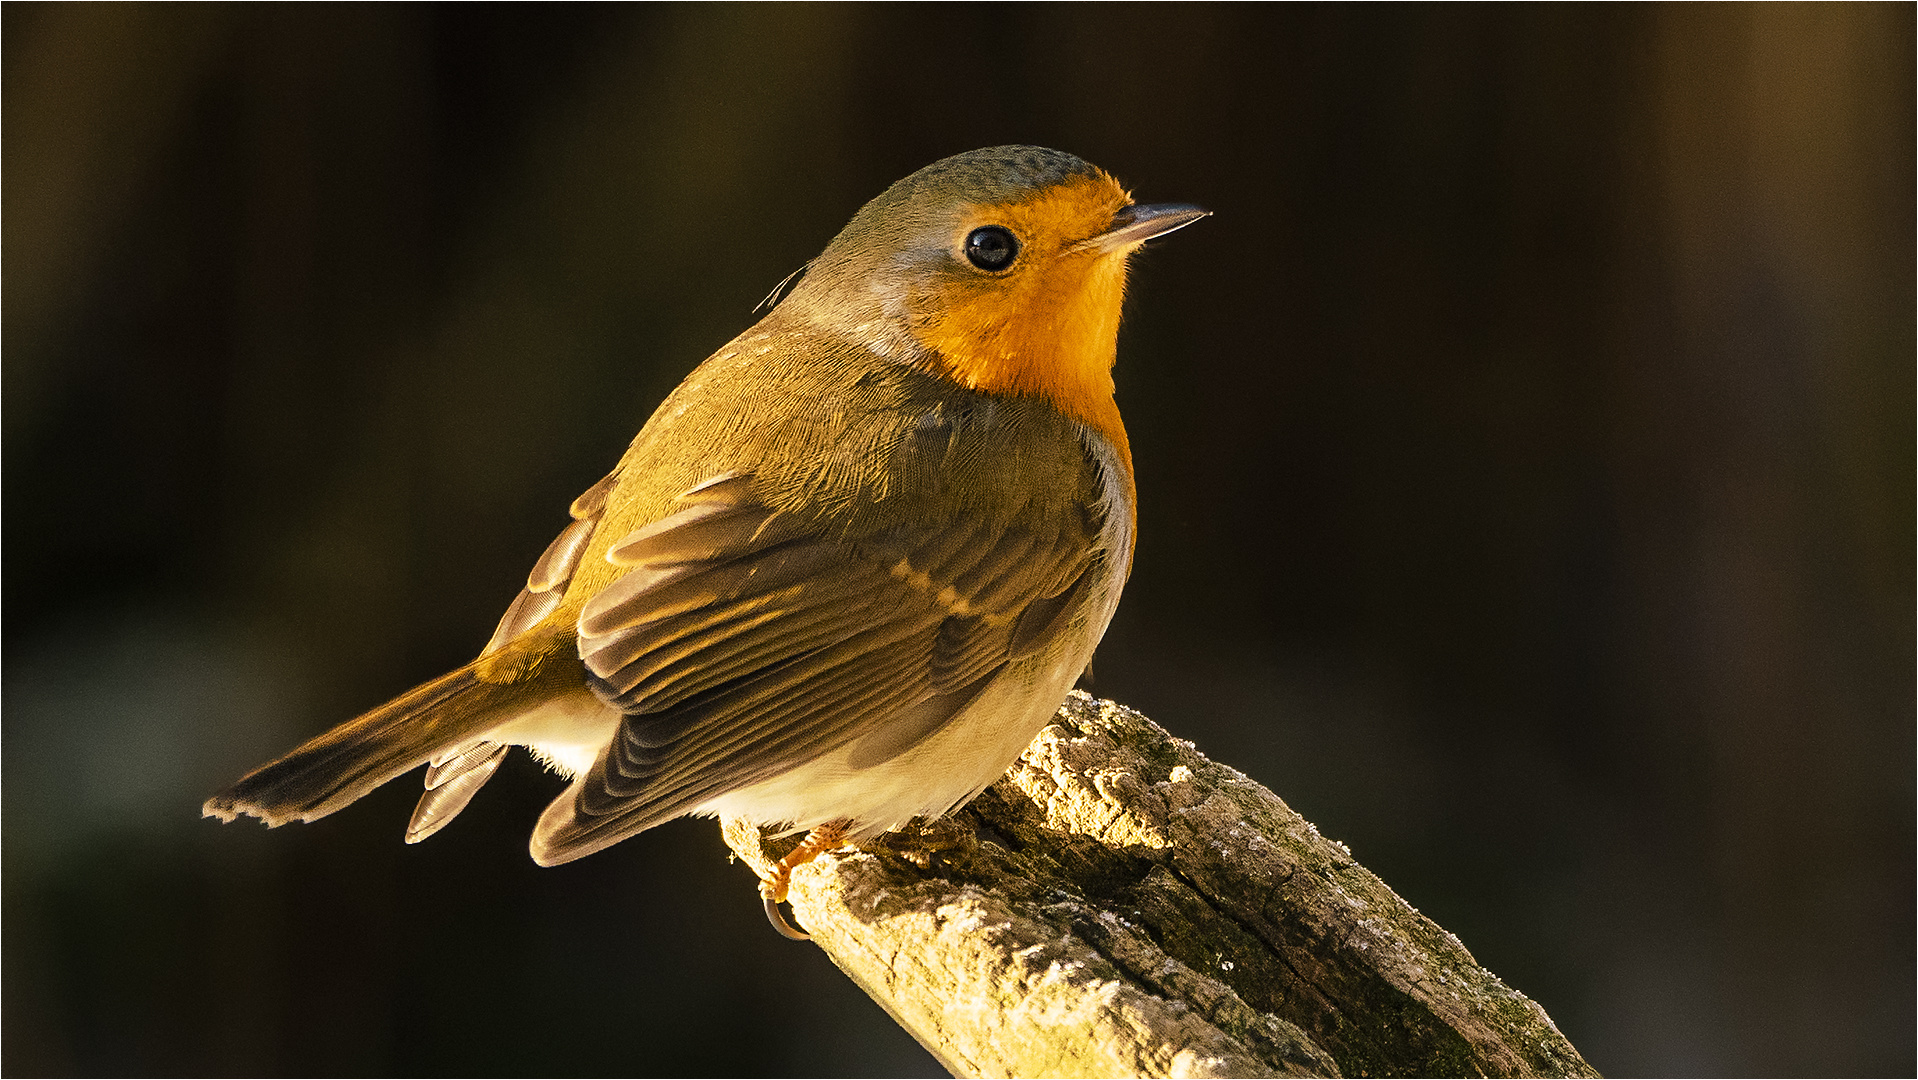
[403,467,621,843]
[529,472,1102,865]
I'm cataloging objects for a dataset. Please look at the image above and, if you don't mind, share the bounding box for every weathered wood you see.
[725,692,1598,1079]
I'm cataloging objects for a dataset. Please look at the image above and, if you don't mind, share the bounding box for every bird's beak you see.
[1075,202,1211,255]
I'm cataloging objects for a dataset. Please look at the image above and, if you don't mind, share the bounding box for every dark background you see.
[5,4,1911,1075]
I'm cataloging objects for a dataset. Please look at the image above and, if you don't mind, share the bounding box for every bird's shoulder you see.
[609,314,1109,542]
[492,313,1121,646]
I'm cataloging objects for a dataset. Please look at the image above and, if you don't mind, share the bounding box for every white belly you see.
[493,690,621,778]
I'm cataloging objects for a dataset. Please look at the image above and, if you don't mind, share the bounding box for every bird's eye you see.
[964,226,1020,271]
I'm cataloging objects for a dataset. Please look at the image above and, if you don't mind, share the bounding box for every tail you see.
[203,661,554,828]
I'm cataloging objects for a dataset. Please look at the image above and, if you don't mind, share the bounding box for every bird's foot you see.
[757,818,852,941]
[870,815,978,872]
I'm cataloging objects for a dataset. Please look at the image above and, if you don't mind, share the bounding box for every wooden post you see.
[726,692,1599,1079]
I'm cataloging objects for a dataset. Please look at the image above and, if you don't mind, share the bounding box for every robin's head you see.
[783,146,1206,436]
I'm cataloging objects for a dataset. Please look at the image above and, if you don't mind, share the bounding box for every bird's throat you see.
[915,253,1131,458]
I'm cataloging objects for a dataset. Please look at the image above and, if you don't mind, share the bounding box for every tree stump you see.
[726,692,1598,1079]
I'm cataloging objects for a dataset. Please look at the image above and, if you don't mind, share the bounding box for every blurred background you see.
[5,4,1911,1075]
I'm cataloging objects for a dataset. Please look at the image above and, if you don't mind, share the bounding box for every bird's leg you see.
[758,818,853,941]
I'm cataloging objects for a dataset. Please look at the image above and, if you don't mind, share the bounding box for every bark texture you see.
[724,692,1598,1079]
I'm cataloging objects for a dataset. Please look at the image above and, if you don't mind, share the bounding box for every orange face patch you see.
[910,172,1137,453]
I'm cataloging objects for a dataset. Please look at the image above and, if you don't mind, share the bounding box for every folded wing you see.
[532,472,1101,864]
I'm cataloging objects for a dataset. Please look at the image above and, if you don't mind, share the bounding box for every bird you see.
[203,145,1207,939]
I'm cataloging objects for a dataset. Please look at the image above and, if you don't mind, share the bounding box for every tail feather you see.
[204,663,536,828]
[406,742,509,843]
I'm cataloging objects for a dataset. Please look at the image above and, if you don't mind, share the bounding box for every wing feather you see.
[484,587,565,655]
[420,468,621,836]
[569,469,621,519]
[406,742,508,843]
[591,598,863,710]
[574,632,933,825]
[527,517,597,593]
[531,470,1106,865]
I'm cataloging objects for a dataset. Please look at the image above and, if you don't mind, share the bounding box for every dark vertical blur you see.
[4,5,1909,1075]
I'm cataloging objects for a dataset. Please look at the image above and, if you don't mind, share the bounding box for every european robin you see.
[204,145,1207,939]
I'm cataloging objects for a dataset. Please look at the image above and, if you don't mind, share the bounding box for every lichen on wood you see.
[724,692,1599,1079]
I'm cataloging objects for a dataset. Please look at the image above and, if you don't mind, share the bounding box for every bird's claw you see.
[761,890,811,941]
[752,818,852,942]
